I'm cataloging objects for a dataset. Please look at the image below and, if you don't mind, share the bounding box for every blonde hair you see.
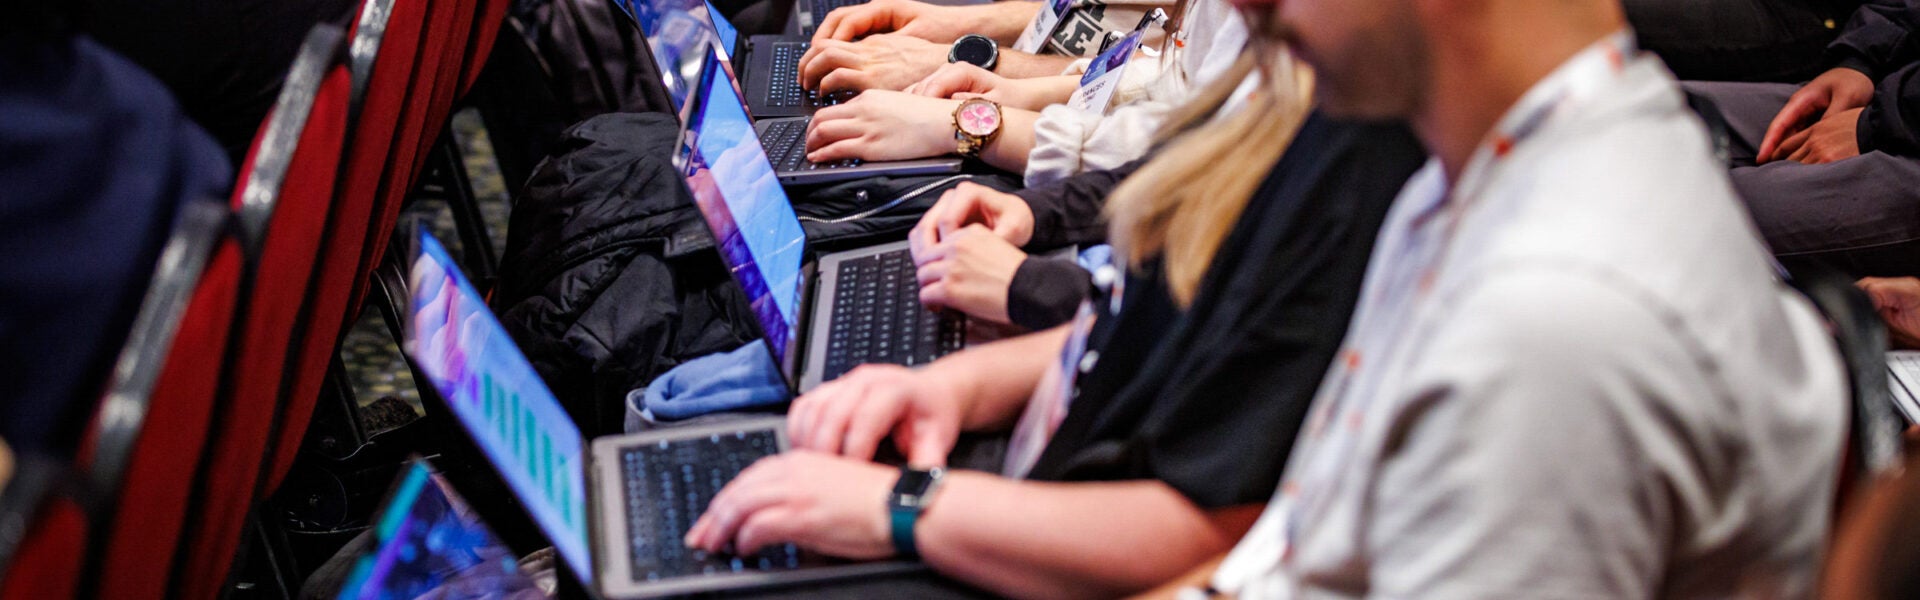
[1104,51,1313,307]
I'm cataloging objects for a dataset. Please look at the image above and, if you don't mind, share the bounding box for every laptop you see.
[684,45,962,186]
[401,228,921,598]
[674,46,983,392]
[623,0,824,118]
[333,460,537,599]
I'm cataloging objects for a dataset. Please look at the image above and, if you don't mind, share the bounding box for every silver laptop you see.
[401,228,919,598]
[676,45,980,391]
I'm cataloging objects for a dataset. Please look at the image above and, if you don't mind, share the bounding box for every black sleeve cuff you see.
[1832,55,1880,82]
[1006,257,1093,331]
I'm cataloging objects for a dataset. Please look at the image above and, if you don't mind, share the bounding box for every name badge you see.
[1066,29,1143,113]
[1014,0,1075,54]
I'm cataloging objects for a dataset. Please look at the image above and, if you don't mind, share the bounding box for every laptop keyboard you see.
[807,0,867,22]
[766,42,851,110]
[619,430,800,581]
[757,118,860,173]
[824,249,965,381]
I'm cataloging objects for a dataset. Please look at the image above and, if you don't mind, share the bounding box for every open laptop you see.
[675,46,981,392]
[333,460,537,599]
[686,45,962,186]
[401,229,920,598]
[623,0,825,118]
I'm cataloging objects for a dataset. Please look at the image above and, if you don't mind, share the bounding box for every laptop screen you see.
[402,230,593,585]
[707,0,739,59]
[679,50,808,369]
[628,0,725,108]
[334,461,536,599]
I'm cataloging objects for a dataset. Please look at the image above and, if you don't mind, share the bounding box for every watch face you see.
[894,470,936,495]
[957,100,1000,137]
[951,35,996,68]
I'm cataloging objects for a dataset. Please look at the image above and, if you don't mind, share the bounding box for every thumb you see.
[899,419,955,467]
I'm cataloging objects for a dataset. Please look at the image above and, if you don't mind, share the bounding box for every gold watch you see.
[952,97,1003,158]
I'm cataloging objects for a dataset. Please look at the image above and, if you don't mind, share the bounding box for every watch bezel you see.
[955,98,1001,137]
[948,34,999,70]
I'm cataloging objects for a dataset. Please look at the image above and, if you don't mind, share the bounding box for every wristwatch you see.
[952,97,1003,158]
[948,34,999,71]
[887,466,947,557]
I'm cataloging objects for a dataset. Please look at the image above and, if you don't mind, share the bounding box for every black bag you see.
[494,112,1017,436]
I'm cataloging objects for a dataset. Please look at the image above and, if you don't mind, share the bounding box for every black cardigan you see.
[1022,114,1428,508]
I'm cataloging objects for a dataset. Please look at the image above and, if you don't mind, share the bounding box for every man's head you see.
[1236,0,1427,120]
[1234,0,1625,124]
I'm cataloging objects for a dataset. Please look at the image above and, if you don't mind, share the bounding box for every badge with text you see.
[1014,0,1075,54]
[1066,28,1143,113]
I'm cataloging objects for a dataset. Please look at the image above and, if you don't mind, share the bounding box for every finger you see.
[818,68,874,95]
[919,281,950,309]
[805,115,865,152]
[1773,126,1813,164]
[802,45,861,90]
[788,385,831,446]
[910,203,949,261]
[808,384,867,456]
[916,259,949,287]
[902,419,956,467]
[935,195,977,236]
[734,506,802,555]
[841,390,908,459]
[1759,94,1823,162]
[1787,132,1815,164]
[690,466,786,551]
[806,137,867,163]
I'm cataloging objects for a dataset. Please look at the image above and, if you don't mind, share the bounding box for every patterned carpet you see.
[337,107,514,434]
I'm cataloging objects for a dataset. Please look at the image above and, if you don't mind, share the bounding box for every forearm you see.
[996,51,1079,79]
[923,325,1068,431]
[1002,75,1083,112]
[970,1,1046,43]
[918,473,1256,599]
[979,108,1040,174]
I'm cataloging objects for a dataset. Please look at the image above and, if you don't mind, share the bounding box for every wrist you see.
[888,466,949,556]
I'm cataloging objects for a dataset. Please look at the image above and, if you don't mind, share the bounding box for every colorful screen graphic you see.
[334,462,538,600]
[404,231,592,584]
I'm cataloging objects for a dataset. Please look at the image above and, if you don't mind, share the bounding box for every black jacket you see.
[1025,115,1428,507]
[1829,0,1920,157]
[495,112,1017,436]
[995,158,1147,329]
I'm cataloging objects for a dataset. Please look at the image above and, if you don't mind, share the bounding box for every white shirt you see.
[1212,32,1846,600]
[1023,0,1248,187]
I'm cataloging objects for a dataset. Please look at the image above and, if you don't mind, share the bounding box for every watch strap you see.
[889,504,919,557]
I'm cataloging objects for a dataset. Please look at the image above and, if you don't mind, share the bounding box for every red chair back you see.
[174,25,354,599]
[0,196,243,600]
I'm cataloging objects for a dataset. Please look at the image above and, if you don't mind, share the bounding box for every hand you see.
[812,0,969,44]
[1770,107,1863,164]
[684,451,898,559]
[915,225,1028,324]
[805,90,959,162]
[788,363,965,464]
[1759,67,1874,163]
[1860,277,1920,349]
[907,64,1072,111]
[798,34,949,94]
[909,182,1036,259]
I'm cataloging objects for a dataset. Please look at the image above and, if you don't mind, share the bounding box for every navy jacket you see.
[0,35,231,455]
[1829,0,1920,157]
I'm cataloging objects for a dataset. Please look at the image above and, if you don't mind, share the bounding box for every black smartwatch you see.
[948,34,999,71]
[887,466,946,557]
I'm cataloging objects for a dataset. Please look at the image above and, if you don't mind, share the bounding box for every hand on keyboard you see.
[805,90,962,163]
[685,451,901,559]
[788,362,966,465]
[913,225,1025,325]
[797,34,948,94]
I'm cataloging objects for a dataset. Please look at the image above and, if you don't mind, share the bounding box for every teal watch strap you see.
[887,466,944,558]
[889,504,919,557]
